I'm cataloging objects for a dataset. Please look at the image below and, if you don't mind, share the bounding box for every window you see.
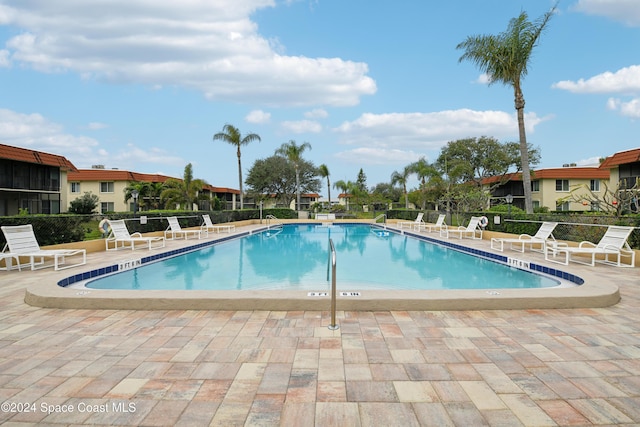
[70,182,81,193]
[100,182,114,193]
[533,200,540,210]
[590,179,600,192]
[531,180,540,192]
[555,179,569,192]
[556,201,570,211]
[100,202,114,213]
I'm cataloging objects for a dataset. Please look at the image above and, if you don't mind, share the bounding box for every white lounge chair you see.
[415,214,446,232]
[1,224,86,271]
[105,219,165,251]
[491,221,558,253]
[545,225,636,267]
[440,216,483,240]
[165,216,203,240]
[201,214,236,234]
[398,213,424,229]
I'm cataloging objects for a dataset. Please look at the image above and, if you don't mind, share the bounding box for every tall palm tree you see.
[276,140,312,211]
[213,124,261,209]
[160,163,207,210]
[318,164,331,210]
[457,4,556,214]
[391,166,412,209]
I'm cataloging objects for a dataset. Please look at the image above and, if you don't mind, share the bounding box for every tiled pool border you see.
[58,223,583,289]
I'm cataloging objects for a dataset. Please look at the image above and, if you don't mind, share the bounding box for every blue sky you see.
[0,0,639,195]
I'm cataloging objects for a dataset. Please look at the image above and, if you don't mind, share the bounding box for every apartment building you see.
[0,143,77,215]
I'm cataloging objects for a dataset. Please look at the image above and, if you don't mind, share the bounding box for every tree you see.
[409,158,441,209]
[69,192,99,214]
[436,137,540,187]
[457,4,556,214]
[245,155,320,208]
[160,163,208,210]
[213,124,261,209]
[275,140,312,211]
[333,179,350,210]
[124,181,148,211]
[318,164,331,210]
[391,166,412,209]
[356,168,368,192]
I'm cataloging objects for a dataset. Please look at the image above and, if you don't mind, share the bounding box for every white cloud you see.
[334,109,546,150]
[575,156,603,166]
[0,108,98,152]
[0,0,376,107]
[304,108,328,119]
[112,144,185,167]
[607,97,640,118]
[552,65,640,93]
[86,122,108,130]
[334,147,424,166]
[245,109,271,124]
[573,0,640,26]
[281,119,322,133]
[475,73,491,84]
[0,108,184,170]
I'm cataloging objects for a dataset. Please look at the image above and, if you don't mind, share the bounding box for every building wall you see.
[69,180,130,213]
[536,177,604,211]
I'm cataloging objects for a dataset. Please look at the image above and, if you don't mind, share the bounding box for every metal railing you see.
[373,213,387,225]
[327,238,338,330]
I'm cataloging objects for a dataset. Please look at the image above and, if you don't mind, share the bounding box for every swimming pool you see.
[85,224,560,291]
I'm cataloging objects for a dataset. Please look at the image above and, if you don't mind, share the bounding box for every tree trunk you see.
[237,147,243,210]
[515,85,533,214]
[295,167,301,211]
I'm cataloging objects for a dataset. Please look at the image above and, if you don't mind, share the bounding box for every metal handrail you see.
[373,213,387,224]
[265,214,282,228]
[328,238,339,330]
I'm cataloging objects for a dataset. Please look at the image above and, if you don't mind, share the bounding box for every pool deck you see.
[0,223,639,425]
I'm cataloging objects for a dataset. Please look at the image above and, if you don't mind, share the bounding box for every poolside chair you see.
[1,224,86,271]
[398,212,425,229]
[440,216,483,240]
[415,214,447,232]
[105,219,165,251]
[490,221,558,253]
[545,225,636,268]
[165,216,203,240]
[201,214,236,234]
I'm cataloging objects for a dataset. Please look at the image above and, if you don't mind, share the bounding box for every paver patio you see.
[0,226,638,426]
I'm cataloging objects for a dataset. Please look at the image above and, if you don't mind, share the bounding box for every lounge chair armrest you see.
[578,241,597,248]
[131,232,143,238]
[518,234,533,240]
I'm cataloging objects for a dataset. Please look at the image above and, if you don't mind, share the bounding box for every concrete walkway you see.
[0,227,639,426]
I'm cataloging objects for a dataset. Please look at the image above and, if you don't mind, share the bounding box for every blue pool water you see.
[86,224,560,291]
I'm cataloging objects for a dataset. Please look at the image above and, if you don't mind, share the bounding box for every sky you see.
[0,0,639,196]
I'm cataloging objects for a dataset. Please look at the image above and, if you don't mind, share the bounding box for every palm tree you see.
[391,166,412,209]
[409,158,440,210]
[160,163,207,210]
[333,179,350,211]
[457,4,556,214]
[124,181,150,211]
[318,164,331,210]
[213,124,261,209]
[275,140,312,211]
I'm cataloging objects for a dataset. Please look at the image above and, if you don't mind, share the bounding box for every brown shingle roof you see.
[0,143,77,171]
[599,148,640,169]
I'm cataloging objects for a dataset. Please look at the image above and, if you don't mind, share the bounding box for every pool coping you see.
[24,223,621,311]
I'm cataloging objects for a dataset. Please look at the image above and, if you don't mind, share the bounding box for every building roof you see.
[482,167,609,185]
[67,168,240,194]
[0,143,78,171]
[599,148,640,169]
